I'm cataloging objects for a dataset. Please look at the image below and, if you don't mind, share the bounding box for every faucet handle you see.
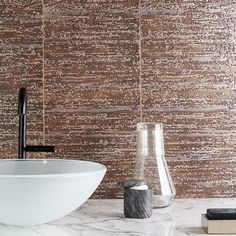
[25,145,55,153]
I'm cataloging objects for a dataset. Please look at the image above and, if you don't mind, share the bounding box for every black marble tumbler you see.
[122,180,153,219]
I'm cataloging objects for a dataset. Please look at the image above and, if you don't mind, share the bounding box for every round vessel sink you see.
[0,159,106,226]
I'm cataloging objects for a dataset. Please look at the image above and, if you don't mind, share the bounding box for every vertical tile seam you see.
[42,0,45,145]
[138,0,143,122]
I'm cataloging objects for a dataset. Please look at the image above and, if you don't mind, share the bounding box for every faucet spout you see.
[18,87,55,159]
[18,88,27,159]
[18,88,27,115]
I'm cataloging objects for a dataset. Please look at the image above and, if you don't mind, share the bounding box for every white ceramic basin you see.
[0,159,106,226]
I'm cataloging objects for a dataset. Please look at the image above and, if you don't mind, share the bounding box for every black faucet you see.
[18,87,55,159]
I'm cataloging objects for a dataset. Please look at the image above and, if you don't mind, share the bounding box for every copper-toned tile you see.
[1,0,235,199]
[44,0,140,198]
[170,158,236,198]
[0,1,42,18]
[0,1,43,158]
[141,0,236,197]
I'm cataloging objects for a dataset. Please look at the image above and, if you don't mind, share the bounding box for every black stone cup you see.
[122,180,153,219]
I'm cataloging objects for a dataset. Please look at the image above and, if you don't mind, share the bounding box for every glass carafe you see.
[133,122,176,208]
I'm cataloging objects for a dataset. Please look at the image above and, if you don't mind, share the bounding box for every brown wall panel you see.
[0,0,235,198]
[141,0,236,197]
[0,1,44,158]
[43,0,140,198]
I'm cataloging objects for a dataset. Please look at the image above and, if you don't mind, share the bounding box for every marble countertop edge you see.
[0,198,236,236]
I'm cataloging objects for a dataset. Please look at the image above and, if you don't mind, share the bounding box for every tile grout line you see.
[42,0,45,145]
[138,0,143,122]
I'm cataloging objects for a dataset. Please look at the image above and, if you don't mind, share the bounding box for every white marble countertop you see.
[1,198,236,236]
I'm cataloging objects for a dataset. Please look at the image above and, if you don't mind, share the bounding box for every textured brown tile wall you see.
[141,0,236,197]
[0,0,44,158]
[0,0,235,198]
[43,0,140,198]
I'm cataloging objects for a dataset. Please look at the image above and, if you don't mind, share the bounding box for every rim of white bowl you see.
[0,159,107,178]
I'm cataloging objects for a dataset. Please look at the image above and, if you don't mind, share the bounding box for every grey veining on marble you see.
[0,199,236,236]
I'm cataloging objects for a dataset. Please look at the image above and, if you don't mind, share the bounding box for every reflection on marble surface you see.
[1,199,236,236]
[0,224,71,236]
